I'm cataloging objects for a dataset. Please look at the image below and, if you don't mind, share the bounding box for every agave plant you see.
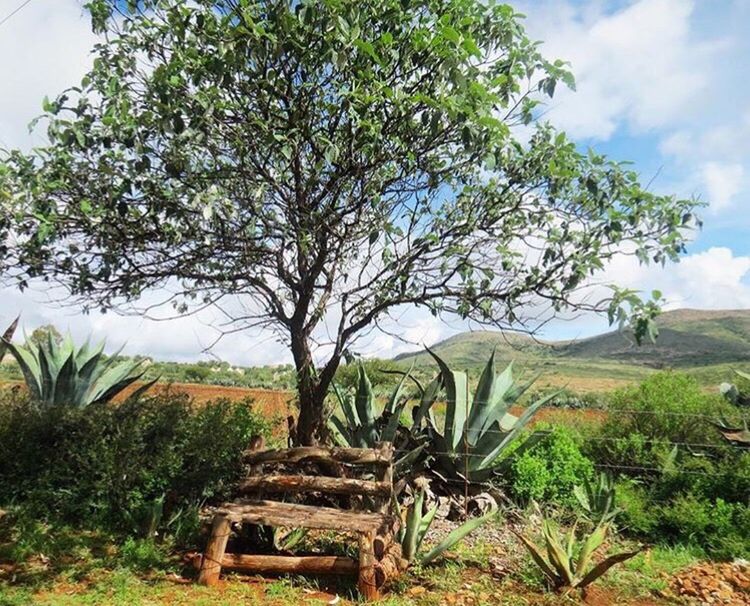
[720,369,750,407]
[515,518,640,592]
[424,349,555,482]
[396,480,495,565]
[328,361,427,474]
[573,473,621,525]
[1,331,155,407]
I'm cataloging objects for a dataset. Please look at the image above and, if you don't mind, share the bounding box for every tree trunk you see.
[291,330,338,446]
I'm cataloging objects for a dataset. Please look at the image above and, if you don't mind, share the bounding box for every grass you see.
[0,514,704,606]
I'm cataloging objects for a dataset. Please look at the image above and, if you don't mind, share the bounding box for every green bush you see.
[615,480,659,536]
[509,428,594,508]
[586,371,734,471]
[0,388,270,535]
[659,495,750,560]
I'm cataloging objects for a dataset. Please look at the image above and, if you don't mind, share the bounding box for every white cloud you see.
[522,0,718,140]
[604,246,750,310]
[701,162,744,212]
[0,1,97,150]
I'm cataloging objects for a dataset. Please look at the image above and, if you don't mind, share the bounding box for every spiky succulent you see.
[515,518,640,591]
[396,481,494,565]
[0,317,19,362]
[1,331,154,407]
[328,361,427,475]
[424,349,555,482]
[719,369,750,407]
[573,473,620,525]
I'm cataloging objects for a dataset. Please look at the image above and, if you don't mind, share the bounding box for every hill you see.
[393,330,550,367]
[394,308,750,372]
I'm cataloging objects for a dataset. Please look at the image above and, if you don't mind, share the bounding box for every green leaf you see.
[421,510,496,564]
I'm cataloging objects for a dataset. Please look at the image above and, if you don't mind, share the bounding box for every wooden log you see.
[243,446,392,467]
[216,500,394,534]
[375,442,394,513]
[197,514,231,586]
[358,530,379,601]
[218,553,359,576]
[238,475,391,498]
[374,542,406,589]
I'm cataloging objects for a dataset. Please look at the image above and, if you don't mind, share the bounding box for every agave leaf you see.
[566,519,578,561]
[573,484,591,513]
[328,413,353,446]
[542,519,575,586]
[3,341,42,401]
[355,363,375,431]
[53,352,78,406]
[576,550,641,589]
[0,317,19,361]
[382,374,412,442]
[514,531,561,586]
[332,381,359,430]
[402,486,425,562]
[385,360,414,415]
[575,523,608,577]
[483,370,541,433]
[75,345,107,405]
[37,343,57,406]
[466,351,502,445]
[415,503,438,554]
[394,444,426,476]
[471,360,518,446]
[86,361,145,405]
[426,348,468,450]
[476,391,557,471]
[75,338,104,369]
[421,510,496,565]
[412,375,441,428]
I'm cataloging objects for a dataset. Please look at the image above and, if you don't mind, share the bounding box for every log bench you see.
[197,443,405,600]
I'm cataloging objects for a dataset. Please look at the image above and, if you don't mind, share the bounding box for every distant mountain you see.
[394,309,750,369]
[393,330,550,367]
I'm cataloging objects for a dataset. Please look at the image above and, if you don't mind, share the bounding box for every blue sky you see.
[1,0,749,365]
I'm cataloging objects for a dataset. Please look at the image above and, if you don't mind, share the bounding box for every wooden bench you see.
[197,443,405,600]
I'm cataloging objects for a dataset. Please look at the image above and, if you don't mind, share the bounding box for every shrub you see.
[586,372,734,472]
[659,495,750,560]
[510,428,594,508]
[527,388,606,410]
[614,480,659,536]
[0,388,270,534]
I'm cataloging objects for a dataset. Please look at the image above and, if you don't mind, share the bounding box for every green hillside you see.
[393,309,750,384]
[561,308,750,367]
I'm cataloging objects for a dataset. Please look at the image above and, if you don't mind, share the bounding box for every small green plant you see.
[1,332,155,407]
[510,428,594,507]
[424,349,554,482]
[396,481,495,565]
[515,518,640,592]
[574,472,621,525]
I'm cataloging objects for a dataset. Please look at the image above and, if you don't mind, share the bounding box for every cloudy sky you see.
[1,0,749,365]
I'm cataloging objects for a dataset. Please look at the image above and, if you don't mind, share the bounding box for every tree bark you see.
[290,329,340,446]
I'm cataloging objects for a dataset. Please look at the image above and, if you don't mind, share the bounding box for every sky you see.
[0,0,749,366]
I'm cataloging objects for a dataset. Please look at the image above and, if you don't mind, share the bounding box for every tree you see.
[0,0,697,444]
[28,324,64,348]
